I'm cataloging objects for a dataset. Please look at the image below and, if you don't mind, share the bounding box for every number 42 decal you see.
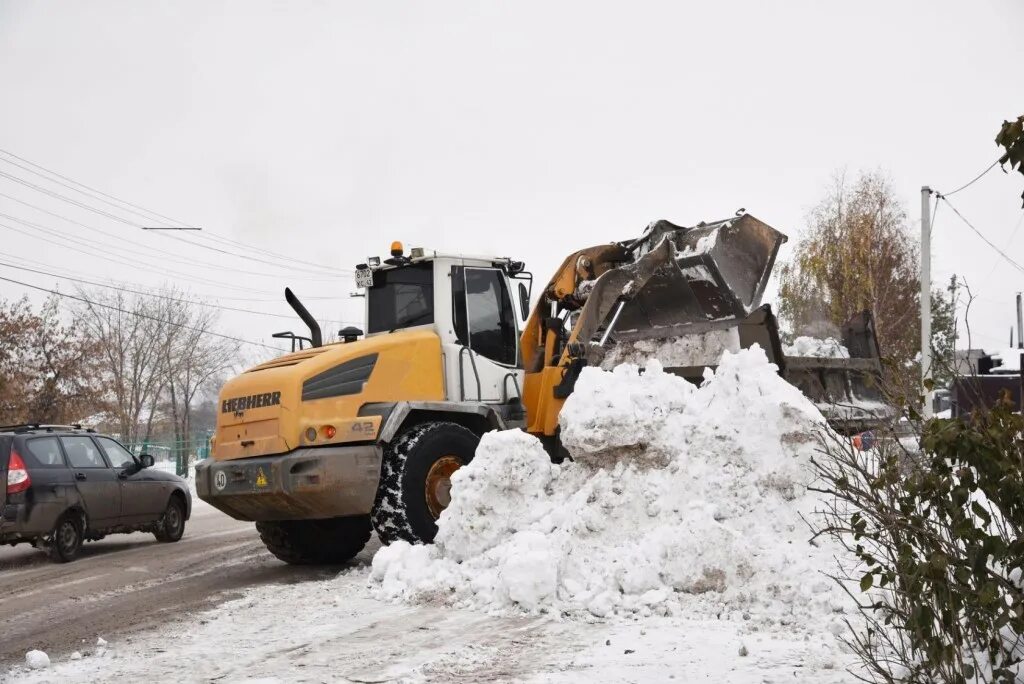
[351,421,375,434]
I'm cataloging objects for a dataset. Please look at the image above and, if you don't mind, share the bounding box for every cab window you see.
[452,267,518,366]
[366,263,434,333]
[61,437,109,469]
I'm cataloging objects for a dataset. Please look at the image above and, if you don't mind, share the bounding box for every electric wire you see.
[0,219,287,295]
[0,259,361,327]
[0,149,349,275]
[0,148,188,226]
[0,207,346,282]
[0,273,286,352]
[0,241,343,304]
[0,171,348,277]
[941,159,1001,197]
[0,153,181,227]
[937,195,1024,276]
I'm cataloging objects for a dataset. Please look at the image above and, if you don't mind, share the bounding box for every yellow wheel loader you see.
[195,213,892,564]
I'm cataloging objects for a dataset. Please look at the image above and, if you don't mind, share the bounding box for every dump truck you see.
[195,213,891,564]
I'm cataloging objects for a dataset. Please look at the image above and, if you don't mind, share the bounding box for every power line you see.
[0,219,278,294]
[0,149,349,275]
[0,169,347,277]
[0,206,344,283]
[937,195,1024,276]
[0,273,285,352]
[0,148,187,226]
[148,229,351,277]
[0,245,343,304]
[0,153,181,227]
[0,259,362,327]
[190,230,353,274]
[941,159,1001,198]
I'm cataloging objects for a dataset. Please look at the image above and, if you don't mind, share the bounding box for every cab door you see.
[450,266,522,403]
[60,436,121,528]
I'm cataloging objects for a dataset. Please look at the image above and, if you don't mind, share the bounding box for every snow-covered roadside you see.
[6,562,854,683]
[7,349,861,682]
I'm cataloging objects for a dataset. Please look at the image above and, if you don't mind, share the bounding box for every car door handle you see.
[75,472,87,481]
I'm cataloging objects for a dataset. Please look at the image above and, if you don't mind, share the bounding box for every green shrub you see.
[811,396,1024,683]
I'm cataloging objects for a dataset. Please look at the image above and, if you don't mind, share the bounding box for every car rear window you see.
[24,436,67,467]
[61,436,109,469]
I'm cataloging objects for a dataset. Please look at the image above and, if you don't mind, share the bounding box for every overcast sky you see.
[1,0,1022,359]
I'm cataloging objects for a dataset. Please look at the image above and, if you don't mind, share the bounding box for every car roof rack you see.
[0,423,96,434]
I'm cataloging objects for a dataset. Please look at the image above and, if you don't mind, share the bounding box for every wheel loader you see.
[195,212,893,564]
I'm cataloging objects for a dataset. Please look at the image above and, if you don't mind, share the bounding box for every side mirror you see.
[518,282,530,321]
[139,454,155,468]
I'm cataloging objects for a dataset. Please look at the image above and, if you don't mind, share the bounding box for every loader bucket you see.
[571,214,787,356]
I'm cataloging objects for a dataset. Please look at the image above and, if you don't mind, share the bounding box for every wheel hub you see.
[58,522,76,552]
[166,507,180,533]
[424,455,463,520]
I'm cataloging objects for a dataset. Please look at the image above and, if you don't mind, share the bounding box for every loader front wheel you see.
[255,516,371,565]
[372,422,479,546]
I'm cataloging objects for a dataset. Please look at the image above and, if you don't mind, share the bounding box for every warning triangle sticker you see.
[255,468,268,488]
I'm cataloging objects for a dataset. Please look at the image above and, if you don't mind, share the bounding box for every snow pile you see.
[599,328,740,370]
[783,336,850,359]
[990,348,1023,373]
[372,347,846,630]
[24,651,49,670]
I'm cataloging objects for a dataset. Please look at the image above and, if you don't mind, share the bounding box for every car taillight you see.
[6,449,30,494]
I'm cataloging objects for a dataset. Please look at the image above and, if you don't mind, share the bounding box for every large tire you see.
[372,421,479,546]
[154,496,186,543]
[48,512,83,563]
[256,516,372,565]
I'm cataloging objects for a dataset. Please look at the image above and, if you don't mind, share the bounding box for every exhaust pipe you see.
[285,288,322,348]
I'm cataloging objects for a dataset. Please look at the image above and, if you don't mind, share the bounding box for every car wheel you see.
[48,513,83,563]
[371,421,479,546]
[154,497,186,543]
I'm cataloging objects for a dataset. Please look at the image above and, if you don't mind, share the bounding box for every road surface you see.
[0,498,367,667]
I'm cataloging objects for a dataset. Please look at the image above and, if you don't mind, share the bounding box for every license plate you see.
[355,268,374,288]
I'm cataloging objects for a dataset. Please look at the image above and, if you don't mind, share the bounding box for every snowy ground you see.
[6,349,863,682]
[6,558,855,683]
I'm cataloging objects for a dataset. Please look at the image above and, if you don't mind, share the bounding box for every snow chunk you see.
[25,651,49,670]
[782,336,850,358]
[990,348,1023,373]
[370,346,842,628]
[600,329,741,370]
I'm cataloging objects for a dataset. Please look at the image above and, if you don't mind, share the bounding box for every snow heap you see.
[371,347,846,630]
[990,348,1023,373]
[783,336,850,359]
[599,328,740,370]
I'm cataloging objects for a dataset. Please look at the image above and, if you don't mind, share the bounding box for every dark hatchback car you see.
[0,425,192,562]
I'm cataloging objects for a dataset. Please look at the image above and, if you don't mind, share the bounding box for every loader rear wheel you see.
[255,515,371,565]
[372,421,479,546]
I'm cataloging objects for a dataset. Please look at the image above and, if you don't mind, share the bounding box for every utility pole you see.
[1016,292,1022,350]
[921,187,933,418]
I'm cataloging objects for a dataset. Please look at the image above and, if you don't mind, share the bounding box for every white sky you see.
[1,0,1022,359]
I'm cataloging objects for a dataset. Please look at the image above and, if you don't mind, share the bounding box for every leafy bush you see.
[811,396,1024,683]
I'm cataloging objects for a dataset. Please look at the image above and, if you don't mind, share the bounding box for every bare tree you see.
[74,288,169,446]
[160,294,238,469]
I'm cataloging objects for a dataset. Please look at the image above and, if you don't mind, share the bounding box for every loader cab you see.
[357,245,530,407]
